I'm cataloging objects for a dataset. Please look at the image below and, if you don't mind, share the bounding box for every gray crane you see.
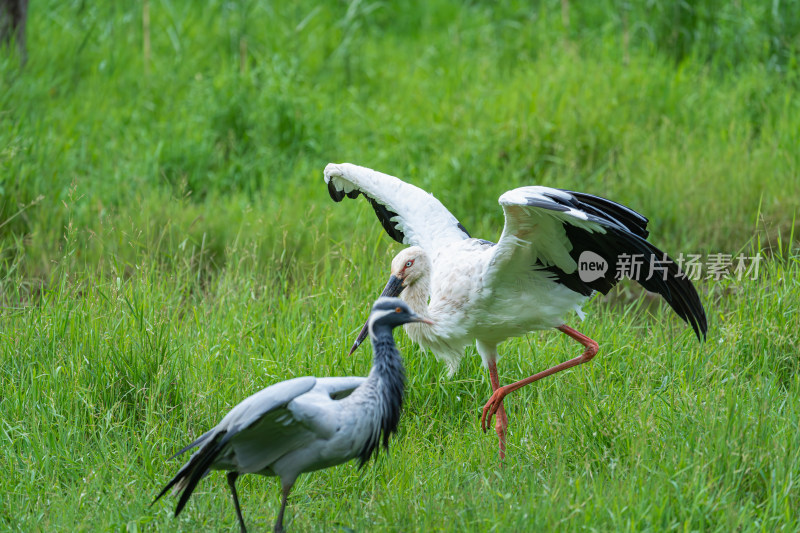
[153,297,432,533]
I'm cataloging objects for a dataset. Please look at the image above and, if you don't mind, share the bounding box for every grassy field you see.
[2,1,799,531]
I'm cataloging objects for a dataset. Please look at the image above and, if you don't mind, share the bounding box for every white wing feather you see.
[324,163,468,253]
[485,186,607,287]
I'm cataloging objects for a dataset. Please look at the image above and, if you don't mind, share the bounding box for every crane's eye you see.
[395,307,403,313]
[405,260,414,268]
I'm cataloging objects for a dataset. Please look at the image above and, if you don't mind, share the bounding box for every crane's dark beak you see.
[348,274,405,355]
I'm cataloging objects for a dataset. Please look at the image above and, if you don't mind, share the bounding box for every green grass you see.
[1,1,799,531]
[2,245,799,531]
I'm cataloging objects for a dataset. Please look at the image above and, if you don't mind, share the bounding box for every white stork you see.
[324,163,707,460]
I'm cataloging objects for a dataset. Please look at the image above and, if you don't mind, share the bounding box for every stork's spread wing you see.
[488,186,707,340]
[324,163,470,253]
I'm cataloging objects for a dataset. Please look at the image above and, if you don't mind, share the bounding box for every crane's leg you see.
[273,482,292,533]
[487,359,509,461]
[481,325,599,432]
[226,472,247,533]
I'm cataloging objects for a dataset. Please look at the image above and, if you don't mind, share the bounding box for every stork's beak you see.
[348,274,405,355]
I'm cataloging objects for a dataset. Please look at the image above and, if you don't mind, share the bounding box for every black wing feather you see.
[531,189,706,340]
[327,179,407,244]
[327,180,346,202]
[367,197,405,244]
[567,191,650,239]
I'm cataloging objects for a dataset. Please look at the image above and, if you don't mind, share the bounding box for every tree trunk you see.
[0,0,28,64]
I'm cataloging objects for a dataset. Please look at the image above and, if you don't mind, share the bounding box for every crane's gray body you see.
[199,377,369,480]
[155,297,419,532]
[171,372,398,490]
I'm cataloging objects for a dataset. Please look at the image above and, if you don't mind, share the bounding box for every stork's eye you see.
[395,307,403,313]
[405,260,414,268]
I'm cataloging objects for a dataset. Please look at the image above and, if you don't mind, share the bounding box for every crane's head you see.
[349,247,432,355]
[368,297,433,335]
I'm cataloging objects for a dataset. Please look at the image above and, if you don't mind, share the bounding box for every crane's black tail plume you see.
[152,432,232,516]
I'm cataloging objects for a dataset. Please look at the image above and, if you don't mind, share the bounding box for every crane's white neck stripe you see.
[367,309,395,337]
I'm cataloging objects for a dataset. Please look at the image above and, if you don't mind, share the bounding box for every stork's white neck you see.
[401,275,430,316]
[395,262,470,376]
[400,275,435,341]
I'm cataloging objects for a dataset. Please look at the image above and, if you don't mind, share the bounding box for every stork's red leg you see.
[481,325,599,432]
[487,359,508,460]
